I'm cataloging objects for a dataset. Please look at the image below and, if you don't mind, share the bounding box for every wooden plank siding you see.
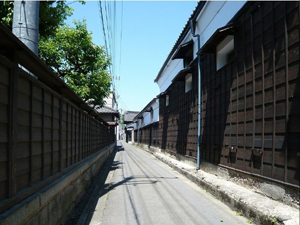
[158,65,199,158]
[199,1,299,187]
[134,122,160,148]
[0,26,115,213]
[154,1,299,187]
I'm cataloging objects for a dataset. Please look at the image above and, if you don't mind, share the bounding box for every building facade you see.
[133,1,299,188]
[133,98,160,148]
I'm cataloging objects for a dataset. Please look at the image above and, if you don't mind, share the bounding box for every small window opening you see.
[216,35,234,70]
[184,54,193,67]
[166,95,169,106]
[185,73,192,93]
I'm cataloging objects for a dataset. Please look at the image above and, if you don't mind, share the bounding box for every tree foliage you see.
[1,1,112,108]
[39,20,112,107]
[0,1,14,26]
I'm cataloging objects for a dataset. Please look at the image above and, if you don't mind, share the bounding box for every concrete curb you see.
[133,144,299,225]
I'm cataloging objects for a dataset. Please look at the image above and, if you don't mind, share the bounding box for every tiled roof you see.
[95,106,119,116]
[124,111,139,123]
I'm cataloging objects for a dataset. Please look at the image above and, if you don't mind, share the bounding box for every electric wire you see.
[119,96,129,111]
[98,0,125,110]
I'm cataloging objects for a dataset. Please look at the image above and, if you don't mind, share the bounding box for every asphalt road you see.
[87,141,249,225]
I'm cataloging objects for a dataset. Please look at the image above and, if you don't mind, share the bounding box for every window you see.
[216,35,234,70]
[150,110,154,122]
[166,95,169,106]
[184,54,193,68]
[185,73,192,93]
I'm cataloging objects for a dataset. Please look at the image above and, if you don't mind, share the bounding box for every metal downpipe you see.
[190,20,201,170]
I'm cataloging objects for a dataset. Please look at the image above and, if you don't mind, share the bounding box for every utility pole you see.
[12,0,40,55]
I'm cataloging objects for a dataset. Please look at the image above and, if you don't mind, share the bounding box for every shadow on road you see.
[65,143,127,225]
[65,142,180,224]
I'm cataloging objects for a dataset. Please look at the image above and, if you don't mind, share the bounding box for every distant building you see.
[132,98,159,147]
[95,105,120,141]
[124,111,139,143]
[95,92,119,141]
[104,92,118,110]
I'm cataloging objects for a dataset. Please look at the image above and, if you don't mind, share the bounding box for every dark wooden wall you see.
[200,1,299,186]
[0,24,115,213]
[158,68,199,157]
[153,1,299,187]
[135,122,160,148]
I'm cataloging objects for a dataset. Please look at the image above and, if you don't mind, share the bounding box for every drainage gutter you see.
[189,20,201,170]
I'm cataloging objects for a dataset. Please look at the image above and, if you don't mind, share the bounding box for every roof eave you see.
[154,1,207,83]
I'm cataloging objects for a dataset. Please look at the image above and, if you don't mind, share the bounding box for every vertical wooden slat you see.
[29,81,33,186]
[71,106,73,165]
[272,2,276,179]
[75,109,77,163]
[243,13,247,171]
[88,117,91,156]
[42,89,45,180]
[8,53,19,198]
[66,103,69,167]
[284,2,289,182]
[82,114,85,159]
[88,115,90,156]
[86,115,88,156]
[82,112,84,160]
[251,7,256,174]
[87,115,89,156]
[236,73,238,158]
[261,4,265,176]
[83,114,85,158]
[78,111,83,161]
[51,94,54,175]
[59,98,63,172]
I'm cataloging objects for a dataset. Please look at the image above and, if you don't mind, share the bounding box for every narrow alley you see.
[74,142,248,225]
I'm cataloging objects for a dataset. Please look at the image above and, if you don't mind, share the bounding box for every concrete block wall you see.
[0,143,115,225]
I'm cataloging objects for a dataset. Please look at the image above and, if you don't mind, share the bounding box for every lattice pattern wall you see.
[159,68,199,157]
[133,122,159,148]
[200,1,299,186]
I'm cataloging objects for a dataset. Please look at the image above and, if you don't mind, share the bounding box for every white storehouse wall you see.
[156,1,246,92]
[136,99,159,130]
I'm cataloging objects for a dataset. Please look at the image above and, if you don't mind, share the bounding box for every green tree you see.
[39,20,112,107]
[0,1,14,26]
[1,1,111,107]
[0,0,84,38]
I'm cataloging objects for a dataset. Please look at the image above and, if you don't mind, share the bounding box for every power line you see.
[116,0,123,95]
[98,0,124,110]
[119,96,129,111]
[98,1,108,56]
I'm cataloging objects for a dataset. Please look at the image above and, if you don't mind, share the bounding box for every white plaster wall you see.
[135,100,159,130]
[126,122,137,130]
[156,1,246,92]
[157,58,183,93]
[104,93,117,109]
[195,1,246,50]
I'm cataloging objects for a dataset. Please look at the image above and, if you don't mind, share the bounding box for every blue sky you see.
[67,1,198,112]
